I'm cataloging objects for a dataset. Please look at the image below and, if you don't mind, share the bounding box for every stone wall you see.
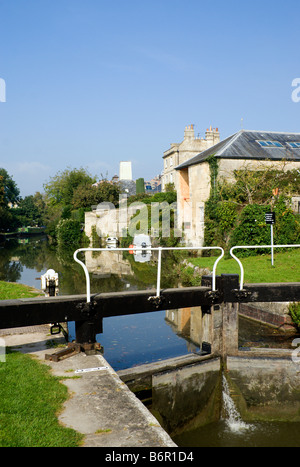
[239,302,294,329]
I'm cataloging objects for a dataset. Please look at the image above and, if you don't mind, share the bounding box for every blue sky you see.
[0,0,299,196]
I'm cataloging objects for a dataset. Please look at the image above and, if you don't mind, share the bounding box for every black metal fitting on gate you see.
[76,300,97,318]
[234,289,252,300]
[148,295,165,309]
[204,290,221,304]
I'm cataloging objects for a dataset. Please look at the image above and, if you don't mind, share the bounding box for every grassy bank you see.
[0,350,84,447]
[0,281,42,300]
[187,248,300,284]
[0,282,84,446]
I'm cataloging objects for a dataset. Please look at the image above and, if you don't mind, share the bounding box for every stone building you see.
[161,124,220,191]
[175,129,300,246]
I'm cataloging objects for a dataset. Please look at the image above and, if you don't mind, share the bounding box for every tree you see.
[44,167,97,207]
[164,182,175,193]
[0,168,20,206]
[15,192,46,226]
[0,169,20,231]
[71,180,120,210]
[0,176,5,206]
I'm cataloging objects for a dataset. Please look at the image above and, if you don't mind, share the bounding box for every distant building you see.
[119,161,133,181]
[119,161,136,196]
[162,124,220,191]
[144,174,161,194]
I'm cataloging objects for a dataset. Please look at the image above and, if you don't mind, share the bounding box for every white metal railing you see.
[230,244,300,291]
[73,246,224,303]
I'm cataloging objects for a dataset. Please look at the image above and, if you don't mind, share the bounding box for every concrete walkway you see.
[1,328,176,448]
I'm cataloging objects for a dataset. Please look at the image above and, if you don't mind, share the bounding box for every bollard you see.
[41,269,59,297]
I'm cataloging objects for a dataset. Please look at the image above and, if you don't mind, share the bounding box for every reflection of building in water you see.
[165,308,191,336]
[165,306,211,349]
[84,250,133,277]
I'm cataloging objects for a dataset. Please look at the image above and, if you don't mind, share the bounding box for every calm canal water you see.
[0,236,199,370]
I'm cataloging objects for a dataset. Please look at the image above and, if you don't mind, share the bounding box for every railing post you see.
[74,245,224,303]
[156,247,162,297]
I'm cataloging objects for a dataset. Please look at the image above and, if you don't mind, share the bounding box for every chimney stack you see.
[184,124,195,140]
[205,126,220,145]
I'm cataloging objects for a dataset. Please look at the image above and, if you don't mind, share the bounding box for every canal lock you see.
[117,303,300,447]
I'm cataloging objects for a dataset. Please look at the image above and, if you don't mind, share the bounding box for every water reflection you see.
[0,237,199,369]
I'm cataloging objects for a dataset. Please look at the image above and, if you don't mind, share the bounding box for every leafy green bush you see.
[229,199,300,256]
[229,204,270,254]
[56,219,83,247]
[289,302,300,329]
[273,196,300,245]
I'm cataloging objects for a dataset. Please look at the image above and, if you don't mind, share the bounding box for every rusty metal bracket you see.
[45,343,81,362]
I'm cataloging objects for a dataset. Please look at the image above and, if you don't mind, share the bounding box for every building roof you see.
[175,129,300,170]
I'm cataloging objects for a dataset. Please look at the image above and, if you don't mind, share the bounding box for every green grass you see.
[0,350,84,447]
[189,248,300,284]
[0,281,42,300]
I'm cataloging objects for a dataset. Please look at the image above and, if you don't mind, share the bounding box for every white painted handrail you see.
[230,244,300,291]
[74,246,224,303]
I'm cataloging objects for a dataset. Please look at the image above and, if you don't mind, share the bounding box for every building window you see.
[256,140,284,148]
[287,142,300,149]
[170,157,173,166]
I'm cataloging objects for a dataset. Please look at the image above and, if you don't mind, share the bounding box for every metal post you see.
[75,320,97,347]
[230,244,300,290]
[156,247,162,297]
[271,224,274,266]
